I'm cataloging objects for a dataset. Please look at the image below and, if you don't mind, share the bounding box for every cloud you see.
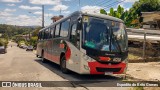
[44,13,53,17]
[33,11,42,15]
[124,8,130,11]
[0,0,21,3]
[7,4,16,6]
[18,15,30,19]
[62,11,70,14]
[4,14,42,26]
[29,0,61,5]
[0,8,15,17]
[0,12,52,26]
[33,11,52,16]
[81,5,102,13]
[50,4,68,11]
[19,5,41,10]
[64,0,71,1]
[0,11,12,17]
[124,0,139,2]
[4,8,16,12]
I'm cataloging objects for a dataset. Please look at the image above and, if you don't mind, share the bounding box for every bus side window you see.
[55,24,60,38]
[43,30,45,40]
[48,28,50,39]
[44,29,47,39]
[60,19,70,37]
[70,24,79,48]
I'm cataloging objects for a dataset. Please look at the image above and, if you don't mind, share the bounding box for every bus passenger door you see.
[67,22,81,72]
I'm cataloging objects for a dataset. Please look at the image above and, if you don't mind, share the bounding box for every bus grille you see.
[96,67,121,72]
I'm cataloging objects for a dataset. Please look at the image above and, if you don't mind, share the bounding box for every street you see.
[0,42,132,90]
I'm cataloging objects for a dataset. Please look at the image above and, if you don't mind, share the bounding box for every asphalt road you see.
[0,42,131,90]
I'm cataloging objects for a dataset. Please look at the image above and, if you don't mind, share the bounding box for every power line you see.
[94,0,125,12]
[96,0,112,6]
[81,0,115,13]
[103,0,125,11]
[92,0,118,13]
[93,0,106,5]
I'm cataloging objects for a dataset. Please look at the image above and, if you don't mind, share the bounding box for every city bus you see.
[36,11,128,75]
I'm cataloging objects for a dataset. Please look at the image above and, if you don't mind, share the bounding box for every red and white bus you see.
[36,11,128,75]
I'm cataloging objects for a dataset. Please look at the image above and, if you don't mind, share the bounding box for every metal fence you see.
[127,28,160,59]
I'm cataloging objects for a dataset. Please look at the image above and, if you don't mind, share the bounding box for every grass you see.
[128,53,141,60]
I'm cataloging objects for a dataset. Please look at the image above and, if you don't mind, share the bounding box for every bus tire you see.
[42,52,47,63]
[60,56,69,74]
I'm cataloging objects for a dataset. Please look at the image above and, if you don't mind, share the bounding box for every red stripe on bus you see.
[65,46,71,60]
[88,62,126,74]
[44,51,59,63]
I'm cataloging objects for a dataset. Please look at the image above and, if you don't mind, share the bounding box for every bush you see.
[0,38,8,48]
[29,36,38,47]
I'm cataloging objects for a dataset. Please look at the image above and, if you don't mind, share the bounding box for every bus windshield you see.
[82,16,128,52]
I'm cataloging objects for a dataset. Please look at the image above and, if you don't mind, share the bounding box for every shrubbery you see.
[0,38,8,48]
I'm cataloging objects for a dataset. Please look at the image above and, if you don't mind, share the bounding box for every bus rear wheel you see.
[42,52,47,63]
[60,56,69,73]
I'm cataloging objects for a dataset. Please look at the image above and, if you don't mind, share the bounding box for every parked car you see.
[0,46,6,54]
[26,46,33,51]
[19,45,27,49]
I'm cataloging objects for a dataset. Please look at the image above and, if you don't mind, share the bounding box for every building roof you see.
[141,11,160,19]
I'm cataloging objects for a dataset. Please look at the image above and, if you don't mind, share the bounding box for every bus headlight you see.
[84,65,90,70]
[113,58,121,62]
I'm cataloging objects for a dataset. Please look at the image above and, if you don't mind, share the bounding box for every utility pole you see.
[60,8,62,15]
[78,0,80,10]
[42,5,44,28]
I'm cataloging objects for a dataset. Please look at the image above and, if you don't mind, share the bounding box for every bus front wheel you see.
[60,56,69,74]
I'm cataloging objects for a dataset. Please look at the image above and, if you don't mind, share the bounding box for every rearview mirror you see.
[77,17,82,30]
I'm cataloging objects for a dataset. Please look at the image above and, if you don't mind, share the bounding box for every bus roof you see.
[80,11,123,23]
[40,11,124,31]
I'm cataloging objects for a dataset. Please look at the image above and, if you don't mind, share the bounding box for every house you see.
[51,15,64,23]
[141,11,160,30]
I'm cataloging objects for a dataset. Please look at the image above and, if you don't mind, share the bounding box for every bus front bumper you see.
[88,62,126,74]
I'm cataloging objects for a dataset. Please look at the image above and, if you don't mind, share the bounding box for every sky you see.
[0,0,138,26]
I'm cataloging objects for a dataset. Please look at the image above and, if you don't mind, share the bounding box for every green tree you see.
[100,9,107,15]
[29,36,38,47]
[109,8,115,16]
[99,0,160,28]
[0,38,8,47]
[32,27,41,37]
[130,0,160,23]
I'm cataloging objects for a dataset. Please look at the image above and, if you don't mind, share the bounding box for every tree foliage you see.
[0,38,8,47]
[100,9,107,15]
[100,0,160,28]
[0,24,35,39]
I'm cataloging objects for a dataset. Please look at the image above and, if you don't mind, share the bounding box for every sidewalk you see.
[127,62,160,81]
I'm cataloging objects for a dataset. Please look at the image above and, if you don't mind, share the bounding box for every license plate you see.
[105,72,113,75]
